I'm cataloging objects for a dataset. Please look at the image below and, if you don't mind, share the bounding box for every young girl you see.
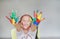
[11,14,37,39]
[6,11,44,39]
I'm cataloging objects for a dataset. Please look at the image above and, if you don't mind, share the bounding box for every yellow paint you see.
[12,19,15,25]
[37,13,42,20]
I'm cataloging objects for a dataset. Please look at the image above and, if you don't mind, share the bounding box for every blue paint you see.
[33,21,39,26]
[15,17,19,23]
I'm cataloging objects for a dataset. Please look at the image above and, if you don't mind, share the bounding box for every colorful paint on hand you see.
[6,10,19,25]
[33,10,44,26]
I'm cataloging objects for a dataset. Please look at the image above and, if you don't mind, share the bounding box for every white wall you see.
[38,0,60,37]
[0,0,60,38]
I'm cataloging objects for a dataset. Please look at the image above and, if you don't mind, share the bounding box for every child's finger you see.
[5,16,16,25]
[5,16,12,23]
[41,18,45,21]
[37,12,42,20]
[34,11,37,18]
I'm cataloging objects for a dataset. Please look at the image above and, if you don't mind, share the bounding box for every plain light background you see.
[0,0,60,38]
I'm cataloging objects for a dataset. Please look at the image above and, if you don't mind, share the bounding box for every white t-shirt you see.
[16,29,37,39]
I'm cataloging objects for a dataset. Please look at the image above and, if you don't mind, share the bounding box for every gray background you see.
[0,0,60,38]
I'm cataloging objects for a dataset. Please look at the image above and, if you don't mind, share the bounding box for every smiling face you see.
[20,15,32,29]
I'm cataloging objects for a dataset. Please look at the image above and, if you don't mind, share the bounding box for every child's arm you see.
[31,24,37,32]
[14,23,22,32]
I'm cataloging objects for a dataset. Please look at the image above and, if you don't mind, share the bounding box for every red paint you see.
[34,11,37,18]
[36,19,40,23]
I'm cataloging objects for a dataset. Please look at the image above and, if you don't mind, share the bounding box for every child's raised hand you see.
[33,10,45,27]
[5,11,19,27]
[5,11,22,32]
